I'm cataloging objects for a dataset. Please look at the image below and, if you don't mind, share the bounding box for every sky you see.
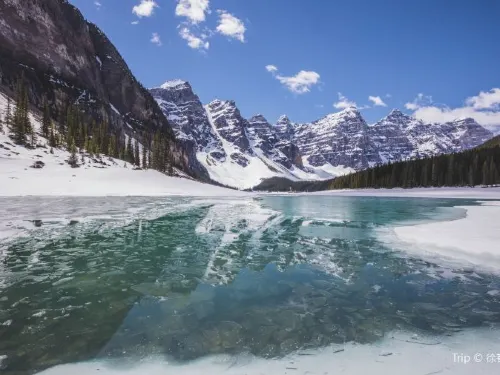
[70,0,500,131]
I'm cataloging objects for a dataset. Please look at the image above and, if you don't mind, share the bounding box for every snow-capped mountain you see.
[151,80,494,189]
[295,107,381,170]
[150,81,226,161]
[150,81,327,189]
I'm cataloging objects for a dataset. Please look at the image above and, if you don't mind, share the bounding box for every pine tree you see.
[42,99,51,138]
[134,139,140,167]
[108,134,116,157]
[49,123,57,148]
[68,137,78,167]
[126,136,134,164]
[13,77,29,145]
[142,143,148,169]
[30,124,37,148]
[5,97,13,131]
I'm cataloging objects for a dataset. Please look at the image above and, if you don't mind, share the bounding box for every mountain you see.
[295,107,381,170]
[478,135,500,149]
[151,80,494,189]
[150,81,325,189]
[0,0,207,179]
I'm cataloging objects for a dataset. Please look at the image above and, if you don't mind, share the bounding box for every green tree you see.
[12,77,30,145]
[142,142,148,169]
[134,139,140,167]
[49,122,57,148]
[5,97,13,131]
[42,99,51,138]
[68,137,78,167]
[126,136,134,164]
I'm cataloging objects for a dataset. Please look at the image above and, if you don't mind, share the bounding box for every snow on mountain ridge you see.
[150,80,494,189]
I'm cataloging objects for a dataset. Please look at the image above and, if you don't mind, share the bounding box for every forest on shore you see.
[252,136,500,192]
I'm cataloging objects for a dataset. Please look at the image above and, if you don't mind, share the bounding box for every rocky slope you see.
[151,81,326,189]
[151,81,493,189]
[0,0,207,179]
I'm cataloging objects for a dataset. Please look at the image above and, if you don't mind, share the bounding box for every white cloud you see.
[179,27,209,50]
[94,1,102,9]
[266,68,320,94]
[176,0,210,24]
[368,95,387,107]
[465,88,500,110]
[266,65,278,73]
[132,0,158,18]
[131,21,139,25]
[333,93,357,109]
[216,11,246,42]
[404,93,433,111]
[150,32,162,46]
[406,88,500,132]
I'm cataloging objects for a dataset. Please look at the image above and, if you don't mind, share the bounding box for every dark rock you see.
[30,160,45,169]
[0,0,208,180]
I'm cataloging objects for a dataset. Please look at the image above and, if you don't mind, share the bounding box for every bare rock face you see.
[150,81,226,162]
[0,0,208,179]
[294,107,381,169]
[206,99,251,154]
[150,78,494,188]
[247,114,303,170]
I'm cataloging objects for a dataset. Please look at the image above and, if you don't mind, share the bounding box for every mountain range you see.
[150,80,493,189]
[0,0,494,190]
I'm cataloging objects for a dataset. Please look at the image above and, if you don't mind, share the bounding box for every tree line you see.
[251,139,500,192]
[328,145,500,190]
[1,76,175,173]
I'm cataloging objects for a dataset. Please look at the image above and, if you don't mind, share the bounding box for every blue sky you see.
[70,0,500,130]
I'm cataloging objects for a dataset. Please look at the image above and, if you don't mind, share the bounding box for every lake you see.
[0,196,499,374]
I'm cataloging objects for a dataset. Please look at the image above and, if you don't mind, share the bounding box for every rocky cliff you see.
[0,0,208,178]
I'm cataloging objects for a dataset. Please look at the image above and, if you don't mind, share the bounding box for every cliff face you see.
[0,0,208,179]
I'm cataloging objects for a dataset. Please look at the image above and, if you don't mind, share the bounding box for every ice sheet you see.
[36,328,500,375]
[393,201,500,269]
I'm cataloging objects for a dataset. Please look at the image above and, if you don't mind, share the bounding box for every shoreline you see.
[393,200,500,270]
[37,328,500,375]
[305,187,500,199]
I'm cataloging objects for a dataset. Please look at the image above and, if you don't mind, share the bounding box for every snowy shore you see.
[37,328,500,375]
[308,187,500,199]
[0,130,244,197]
[394,200,500,270]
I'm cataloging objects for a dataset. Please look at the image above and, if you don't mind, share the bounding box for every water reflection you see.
[0,196,498,374]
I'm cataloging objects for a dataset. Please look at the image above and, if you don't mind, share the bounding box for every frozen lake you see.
[0,195,499,374]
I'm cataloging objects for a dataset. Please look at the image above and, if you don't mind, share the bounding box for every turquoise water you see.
[0,196,499,374]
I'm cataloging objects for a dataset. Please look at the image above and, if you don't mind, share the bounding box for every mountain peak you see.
[276,115,292,126]
[158,79,189,89]
[249,114,269,123]
[388,108,404,117]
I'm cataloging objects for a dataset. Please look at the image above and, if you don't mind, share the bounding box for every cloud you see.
[216,11,246,42]
[132,0,158,18]
[266,67,320,94]
[94,1,102,9]
[150,32,162,46]
[131,21,139,25]
[368,95,387,107]
[465,88,500,110]
[265,65,278,73]
[176,0,210,24]
[406,89,500,132]
[179,27,209,50]
[333,93,357,109]
[404,93,433,110]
